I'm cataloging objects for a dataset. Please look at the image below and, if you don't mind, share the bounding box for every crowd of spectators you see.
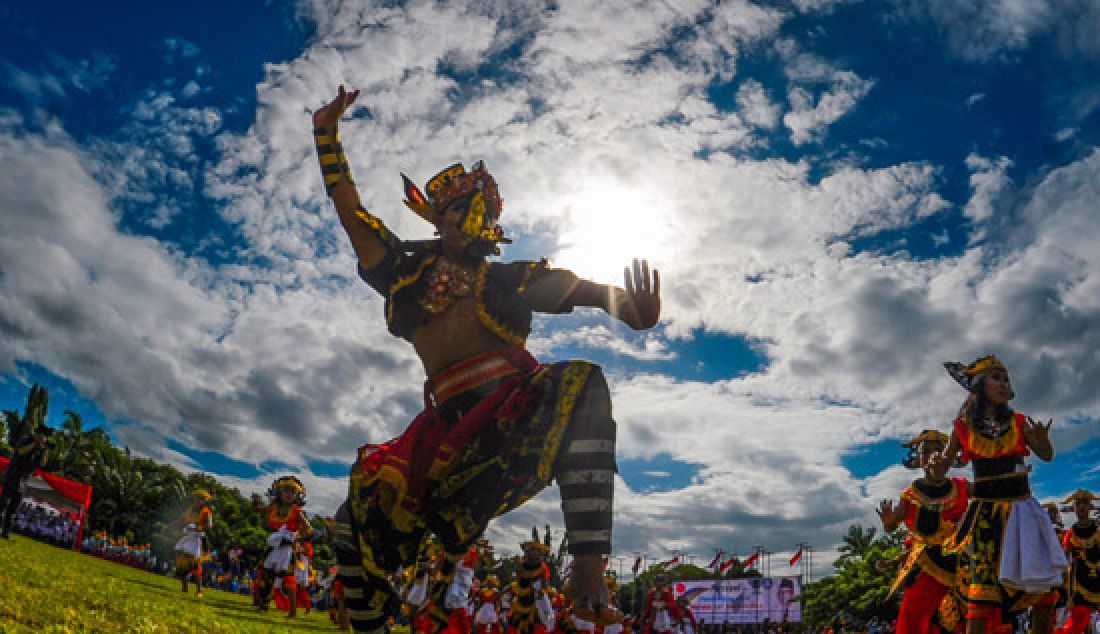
[6,499,80,548]
[80,531,160,571]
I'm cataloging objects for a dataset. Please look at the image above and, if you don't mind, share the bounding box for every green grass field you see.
[0,534,342,633]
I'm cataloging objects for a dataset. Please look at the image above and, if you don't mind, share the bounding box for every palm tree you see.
[838,524,878,560]
[47,409,99,480]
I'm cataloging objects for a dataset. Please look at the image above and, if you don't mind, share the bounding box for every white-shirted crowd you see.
[7,499,80,548]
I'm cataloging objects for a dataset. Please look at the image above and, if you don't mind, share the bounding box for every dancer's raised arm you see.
[313,85,400,272]
[522,258,661,330]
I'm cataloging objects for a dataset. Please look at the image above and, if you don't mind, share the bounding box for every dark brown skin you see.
[315,86,657,623]
[313,85,661,377]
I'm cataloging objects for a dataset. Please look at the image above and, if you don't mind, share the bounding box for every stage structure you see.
[0,456,93,549]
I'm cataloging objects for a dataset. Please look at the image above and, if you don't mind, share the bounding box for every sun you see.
[550,186,674,286]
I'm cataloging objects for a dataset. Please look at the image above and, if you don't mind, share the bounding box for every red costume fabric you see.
[897,573,951,634]
[1055,605,1095,634]
[642,588,681,634]
[267,504,305,532]
[892,477,969,634]
[952,415,1029,464]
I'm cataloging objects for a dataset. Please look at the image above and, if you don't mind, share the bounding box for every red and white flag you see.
[789,549,803,566]
[718,556,737,574]
[707,552,723,570]
[743,552,760,568]
[660,555,680,569]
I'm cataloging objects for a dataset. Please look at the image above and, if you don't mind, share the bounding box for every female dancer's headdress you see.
[944,355,1007,393]
[1060,489,1099,512]
[268,475,307,506]
[901,429,950,469]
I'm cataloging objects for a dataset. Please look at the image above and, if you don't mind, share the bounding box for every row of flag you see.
[629,547,804,575]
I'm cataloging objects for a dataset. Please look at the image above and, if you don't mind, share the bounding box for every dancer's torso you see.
[412,297,511,376]
[268,504,302,532]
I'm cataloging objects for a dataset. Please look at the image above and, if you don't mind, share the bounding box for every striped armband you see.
[315,126,355,195]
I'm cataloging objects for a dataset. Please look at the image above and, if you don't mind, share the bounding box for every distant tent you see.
[0,456,93,549]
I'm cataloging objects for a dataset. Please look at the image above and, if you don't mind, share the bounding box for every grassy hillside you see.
[0,534,339,633]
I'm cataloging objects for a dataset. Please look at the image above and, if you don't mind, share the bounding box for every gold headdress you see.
[901,429,951,469]
[902,430,950,448]
[402,161,510,253]
[944,355,1008,393]
[269,476,307,505]
[1061,489,1099,507]
[190,488,213,503]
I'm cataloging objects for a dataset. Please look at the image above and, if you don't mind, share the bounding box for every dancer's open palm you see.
[621,258,661,330]
[313,84,360,129]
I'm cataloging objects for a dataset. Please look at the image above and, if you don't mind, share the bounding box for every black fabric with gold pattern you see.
[1069,521,1100,608]
[314,126,355,194]
[359,257,583,344]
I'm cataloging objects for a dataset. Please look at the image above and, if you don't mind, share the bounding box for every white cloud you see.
[4,0,1100,567]
[962,153,1013,232]
[736,79,781,130]
[894,0,1100,62]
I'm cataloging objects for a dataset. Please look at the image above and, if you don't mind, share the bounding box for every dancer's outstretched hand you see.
[1022,416,1053,445]
[876,499,901,529]
[620,258,661,330]
[313,84,360,129]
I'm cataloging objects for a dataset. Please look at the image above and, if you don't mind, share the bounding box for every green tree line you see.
[1,383,335,572]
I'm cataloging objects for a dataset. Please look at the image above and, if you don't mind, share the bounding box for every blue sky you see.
[2,0,1100,564]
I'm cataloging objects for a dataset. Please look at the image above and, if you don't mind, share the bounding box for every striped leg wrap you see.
[334,501,398,634]
[556,368,616,556]
[314,126,356,194]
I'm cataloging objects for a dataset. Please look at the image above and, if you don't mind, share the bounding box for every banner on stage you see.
[673,576,802,624]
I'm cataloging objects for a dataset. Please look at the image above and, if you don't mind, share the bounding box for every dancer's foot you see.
[565,554,623,625]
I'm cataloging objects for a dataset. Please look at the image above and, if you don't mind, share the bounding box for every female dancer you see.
[878,430,968,634]
[172,489,214,597]
[941,355,1067,634]
[253,476,313,617]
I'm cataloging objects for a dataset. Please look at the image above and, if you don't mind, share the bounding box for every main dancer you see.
[312,85,660,634]
[941,355,1067,634]
[877,430,968,634]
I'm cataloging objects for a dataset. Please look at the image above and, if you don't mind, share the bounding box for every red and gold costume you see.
[944,356,1067,631]
[1055,490,1100,634]
[641,577,681,634]
[475,575,502,634]
[173,489,213,582]
[254,476,312,613]
[881,431,969,634]
[894,478,969,634]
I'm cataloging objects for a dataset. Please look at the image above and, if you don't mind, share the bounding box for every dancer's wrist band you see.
[315,126,355,195]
